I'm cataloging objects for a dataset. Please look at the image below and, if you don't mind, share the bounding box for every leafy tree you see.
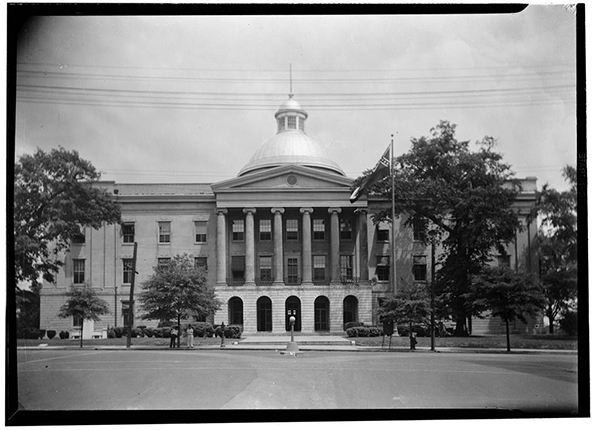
[14,147,121,287]
[361,121,521,335]
[468,266,546,351]
[58,284,110,348]
[139,254,221,347]
[528,165,577,333]
[378,283,430,335]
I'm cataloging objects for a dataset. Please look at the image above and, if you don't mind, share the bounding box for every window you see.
[195,257,208,270]
[313,219,325,240]
[376,223,389,242]
[259,256,272,281]
[259,219,272,241]
[232,219,244,241]
[413,255,427,281]
[498,254,511,268]
[73,259,85,284]
[313,255,327,282]
[72,233,85,244]
[73,314,83,327]
[287,258,299,284]
[195,221,207,243]
[158,258,171,271]
[122,301,132,327]
[287,116,296,129]
[340,255,353,281]
[122,223,135,243]
[123,259,133,284]
[376,256,390,281]
[413,216,427,242]
[231,256,245,281]
[278,117,285,132]
[158,222,171,243]
[298,117,305,131]
[286,219,299,241]
[340,220,352,240]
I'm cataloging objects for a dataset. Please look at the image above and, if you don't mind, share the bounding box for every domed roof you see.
[238,96,345,177]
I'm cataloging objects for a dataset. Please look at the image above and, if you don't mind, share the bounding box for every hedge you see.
[214,324,244,339]
[346,326,383,337]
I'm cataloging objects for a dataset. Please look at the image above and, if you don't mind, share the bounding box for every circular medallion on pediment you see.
[287,175,298,186]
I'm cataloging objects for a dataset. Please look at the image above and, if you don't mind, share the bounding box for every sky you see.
[13,6,579,191]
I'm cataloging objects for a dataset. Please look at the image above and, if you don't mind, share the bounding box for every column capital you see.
[215,208,228,215]
[299,207,314,214]
[243,207,257,215]
[271,207,285,215]
[354,208,369,215]
[328,207,342,215]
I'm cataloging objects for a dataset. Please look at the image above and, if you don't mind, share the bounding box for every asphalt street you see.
[15,349,578,413]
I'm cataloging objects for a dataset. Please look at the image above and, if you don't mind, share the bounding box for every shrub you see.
[343,322,363,331]
[346,326,382,337]
[158,320,174,328]
[59,330,69,339]
[560,310,578,336]
[397,324,428,337]
[47,330,57,340]
[225,324,243,339]
[107,328,116,338]
[39,329,46,339]
[113,327,124,338]
[20,328,42,339]
[192,322,215,338]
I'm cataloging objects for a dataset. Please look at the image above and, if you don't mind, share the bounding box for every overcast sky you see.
[14,6,578,191]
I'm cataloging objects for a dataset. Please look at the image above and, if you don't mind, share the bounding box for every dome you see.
[238,96,345,177]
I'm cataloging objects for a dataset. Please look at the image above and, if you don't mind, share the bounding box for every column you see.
[271,208,285,285]
[243,208,256,286]
[300,207,313,285]
[329,207,341,283]
[215,208,228,285]
[355,209,369,281]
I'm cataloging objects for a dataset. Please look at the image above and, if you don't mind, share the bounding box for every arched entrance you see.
[228,297,243,325]
[314,296,330,331]
[285,296,302,332]
[257,296,272,332]
[343,295,359,326]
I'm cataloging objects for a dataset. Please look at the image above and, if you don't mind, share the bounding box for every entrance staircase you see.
[238,333,353,347]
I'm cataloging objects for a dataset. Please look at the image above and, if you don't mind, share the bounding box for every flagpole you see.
[390,135,396,296]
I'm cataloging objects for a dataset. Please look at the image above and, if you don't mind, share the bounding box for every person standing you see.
[170,326,178,348]
[186,324,194,349]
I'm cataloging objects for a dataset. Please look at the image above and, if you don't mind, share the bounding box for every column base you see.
[273,281,285,286]
[301,282,314,286]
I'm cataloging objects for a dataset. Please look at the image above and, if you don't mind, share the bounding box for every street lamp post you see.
[282,312,299,355]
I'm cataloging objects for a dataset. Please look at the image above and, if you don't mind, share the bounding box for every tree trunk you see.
[454,315,469,336]
[80,323,83,348]
[505,319,511,352]
[177,314,181,348]
[548,314,554,334]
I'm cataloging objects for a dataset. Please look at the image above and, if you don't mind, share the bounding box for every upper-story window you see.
[72,232,85,245]
[313,219,325,241]
[413,255,427,281]
[340,220,352,241]
[259,219,272,241]
[232,219,244,241]
[313,255,327,282]
[195,256,208,270]
[195,221,207,243]
[158,258,171,271]
[158,222,171,243]
[73,259,85,284]
[376,255,390,281]
[413,216,427,242]
[298,117,305,131]
[122,223,135,244]
[278,117,285,132]
[123,259,133,284]
[376,223,390,242]
[286,219,299,241]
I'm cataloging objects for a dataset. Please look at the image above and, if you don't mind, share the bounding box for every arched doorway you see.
[343,295,358,326]
[257,296,272,332]
[228,297,243,325]
[314,296,330,332]
[285,296,302,332]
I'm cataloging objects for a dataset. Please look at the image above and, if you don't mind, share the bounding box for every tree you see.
[468,266,546,351]
[139,254,221,347]
[14,147,121,287]
[528,165,577,333]
[58,284,110,348]
[378,283,430,335]
[361,121,521,335]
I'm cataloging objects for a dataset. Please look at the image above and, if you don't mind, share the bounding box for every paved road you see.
[16,349,578,413]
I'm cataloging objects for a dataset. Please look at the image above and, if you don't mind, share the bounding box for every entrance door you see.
[314,296,330,331]
[285,296,301,332]
[257,296,272,332]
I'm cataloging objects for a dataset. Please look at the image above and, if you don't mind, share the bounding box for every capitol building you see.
[39,96,539,337]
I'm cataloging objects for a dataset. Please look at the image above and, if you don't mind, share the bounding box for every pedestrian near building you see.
[170,326,178,348]
[186,324,194,349]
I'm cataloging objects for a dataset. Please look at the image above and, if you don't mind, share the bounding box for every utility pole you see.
[126,242,138,348]
[430,240,436,351]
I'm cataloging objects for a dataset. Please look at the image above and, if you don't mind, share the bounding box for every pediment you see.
[211,165,354,192]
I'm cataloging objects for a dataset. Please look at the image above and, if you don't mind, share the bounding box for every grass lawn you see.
[16,335,226,348]
[352,334,578,350]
